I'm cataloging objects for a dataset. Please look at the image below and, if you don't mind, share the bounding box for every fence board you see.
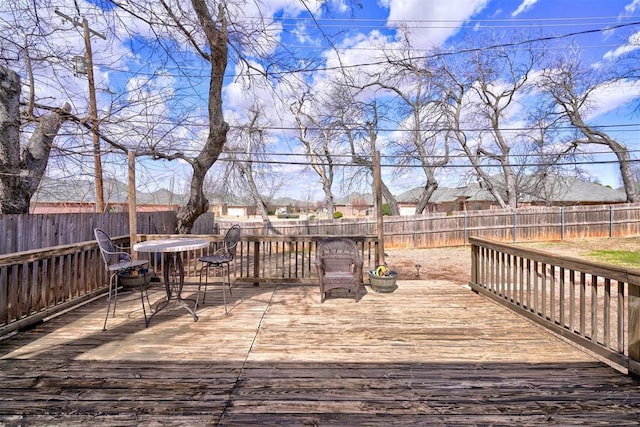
[0,212,177,255]
[219,204,640,248]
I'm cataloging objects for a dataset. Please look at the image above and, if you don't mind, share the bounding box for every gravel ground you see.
[384,246,472,283]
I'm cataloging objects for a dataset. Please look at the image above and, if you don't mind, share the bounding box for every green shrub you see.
[333,211,343,219]
[382,203,392,216]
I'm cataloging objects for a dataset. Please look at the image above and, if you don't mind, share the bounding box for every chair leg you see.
[197,263,230,315]
[222,264,229,315]
[103,273,117,331]
[139,278,152,326]
[196,265,208,310]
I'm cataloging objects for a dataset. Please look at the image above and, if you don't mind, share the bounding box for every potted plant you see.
[118,266,153,290]
[368,264,398,293]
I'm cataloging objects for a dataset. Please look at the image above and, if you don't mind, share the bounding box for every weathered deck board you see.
[1,279,640,425]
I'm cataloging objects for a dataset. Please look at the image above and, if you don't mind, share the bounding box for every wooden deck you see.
[1,278,640,425]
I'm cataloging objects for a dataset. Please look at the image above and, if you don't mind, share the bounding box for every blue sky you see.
[4,0,640,202]
[217,0,640,198]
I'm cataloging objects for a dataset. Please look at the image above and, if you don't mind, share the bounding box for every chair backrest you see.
[94,228,126,268]
[316,237,360,262]
[223,225,241,259]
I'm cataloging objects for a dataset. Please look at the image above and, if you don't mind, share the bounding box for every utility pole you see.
[55,9,106,212]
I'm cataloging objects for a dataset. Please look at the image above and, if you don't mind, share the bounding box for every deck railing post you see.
[253,240,260,286]
[470,240,478,286]
[629,281,640,376]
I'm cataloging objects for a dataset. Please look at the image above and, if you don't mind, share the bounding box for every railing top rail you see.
[0,235,129,267]
[141,234,378,243]
[469,236,640,285]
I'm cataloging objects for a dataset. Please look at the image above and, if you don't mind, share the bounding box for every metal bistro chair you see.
[94,228,152,330]
[196,224,241,315]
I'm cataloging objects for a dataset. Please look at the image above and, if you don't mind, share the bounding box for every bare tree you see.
[538,48,638,203]
[290,90,339,218]
[224,105,283,231]
[327,82,400,215]
[365,32,449,214]
[0,66,72,214]
[439,38,544,209]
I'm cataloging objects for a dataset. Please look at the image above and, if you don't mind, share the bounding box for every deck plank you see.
[1,279,640,425]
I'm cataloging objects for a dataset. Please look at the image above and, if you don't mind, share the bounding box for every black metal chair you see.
[94,228,151,330]
[196,225,241,315]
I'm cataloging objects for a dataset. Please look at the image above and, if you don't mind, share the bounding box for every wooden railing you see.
[138,234,379,284]
[0,234,378,336]
[0,237,119,336]
[469,237,640,376]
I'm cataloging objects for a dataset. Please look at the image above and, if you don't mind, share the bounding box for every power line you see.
[269,20,640,77]
[213,155,640,169]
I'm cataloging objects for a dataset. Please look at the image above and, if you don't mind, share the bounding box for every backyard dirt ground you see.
[386,236,640,284]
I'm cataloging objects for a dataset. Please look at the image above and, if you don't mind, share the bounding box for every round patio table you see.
[133,238,209,326]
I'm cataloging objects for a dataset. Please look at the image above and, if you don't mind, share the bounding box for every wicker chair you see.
[315,237,363,302]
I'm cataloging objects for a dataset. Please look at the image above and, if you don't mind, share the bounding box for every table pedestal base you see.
[145,253,198,327]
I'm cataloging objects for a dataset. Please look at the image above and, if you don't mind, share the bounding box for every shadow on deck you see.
[1,279,639,425]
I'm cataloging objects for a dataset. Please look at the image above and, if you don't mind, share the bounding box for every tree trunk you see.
[241,165,274,232]
[0,66,22,214]
[381,180,399,215]
[0,66,70,214]
[177,1,229,234]
[414,181,438,214]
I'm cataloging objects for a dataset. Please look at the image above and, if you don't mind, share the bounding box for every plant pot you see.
[118,269,153,290]
[368,270,398,293]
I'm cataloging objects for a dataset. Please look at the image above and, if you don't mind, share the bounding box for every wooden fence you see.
[469,236,640,377]
[0,212,177,255]
[2,204,640,255]
[219,203,640,248]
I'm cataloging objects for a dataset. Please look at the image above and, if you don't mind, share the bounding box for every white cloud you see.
[584,79,640,121]
[511,0,539,18]
[624,0,640,15]
[383,0,490,50]
[603,30,640,60]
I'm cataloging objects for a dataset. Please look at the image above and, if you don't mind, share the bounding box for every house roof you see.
[517,176,626,203]
[396,185,495,204]
[334,192,375,205]
[32,177,186,205]
[396,177,626,205]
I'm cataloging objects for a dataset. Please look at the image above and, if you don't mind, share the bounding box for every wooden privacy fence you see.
[0,234,378,336]
[219,203,640,248]
[2,203,640,255]
[469,236,640,377]
[0,211,177,255]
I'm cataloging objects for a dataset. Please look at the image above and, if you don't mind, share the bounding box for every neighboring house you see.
[396,177,627,216]
[30,178,184,213]
[396,185,499,215]
[334,193,375,216]
[206,194,258,218]
[210,204,258,218]
[517,176,626,206]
